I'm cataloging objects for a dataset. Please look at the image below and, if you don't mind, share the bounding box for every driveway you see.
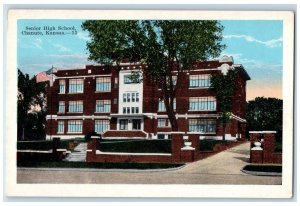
[17,142,282,185]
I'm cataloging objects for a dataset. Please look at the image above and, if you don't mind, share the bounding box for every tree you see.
[246,97,283,142]
[210,69,237,141]
[18,69,47,140]
[82,20,225,131]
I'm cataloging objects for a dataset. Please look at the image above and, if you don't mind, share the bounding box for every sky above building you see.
[17,19,283,101]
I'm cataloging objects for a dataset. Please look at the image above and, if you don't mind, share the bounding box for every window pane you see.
[120,119,128,130]
[132,119,141,130]
[95,100,110,113]
[96,77,111,92]
[69,79,83,93]
[69,101,83,113]
[189,75,211,88]
[188,119,216,133]
[95,120,109,133]
[189,97,216,111]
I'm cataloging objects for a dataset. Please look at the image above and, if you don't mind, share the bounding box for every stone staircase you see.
[64,143,87,162]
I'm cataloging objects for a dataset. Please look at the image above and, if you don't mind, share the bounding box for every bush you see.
[98,139,171,153]
[243,164,282,173]
[84,132,101,142]
[200,140,224,151]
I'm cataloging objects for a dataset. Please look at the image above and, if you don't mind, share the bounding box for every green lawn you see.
[98,139,172,153]
[17,161,184,169]
[17,138,85,150]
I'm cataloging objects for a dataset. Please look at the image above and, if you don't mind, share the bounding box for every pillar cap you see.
[91,136,101,139]
[249,131,277,134]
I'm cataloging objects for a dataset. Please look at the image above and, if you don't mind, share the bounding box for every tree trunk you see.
[222,121,226,142]
[169,111,178,131]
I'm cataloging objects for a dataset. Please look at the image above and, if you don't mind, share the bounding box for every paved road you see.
[17,142,282,185]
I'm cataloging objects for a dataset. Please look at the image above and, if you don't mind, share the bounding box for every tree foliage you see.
[246,97,283,142]
[82,20,225,130]
[18,69,47,140]
[210,69,237,141]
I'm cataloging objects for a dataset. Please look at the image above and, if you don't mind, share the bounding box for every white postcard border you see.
[5,10,294,198]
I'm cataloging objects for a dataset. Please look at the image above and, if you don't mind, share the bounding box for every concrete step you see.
[65,143,88,162]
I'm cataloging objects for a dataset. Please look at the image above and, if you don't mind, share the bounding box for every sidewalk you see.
[178,141,251,175]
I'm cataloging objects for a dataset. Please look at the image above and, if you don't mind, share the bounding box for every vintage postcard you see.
[5,10,294,198]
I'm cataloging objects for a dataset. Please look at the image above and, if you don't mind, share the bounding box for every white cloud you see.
[31,38,42,49]
[76,32,90,41]
[224,34,282,48]
[52,43,71,52]
[47,53,88,59]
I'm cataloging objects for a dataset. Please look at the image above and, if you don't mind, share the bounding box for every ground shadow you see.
[229,149,250,155]
[234,156,250,163]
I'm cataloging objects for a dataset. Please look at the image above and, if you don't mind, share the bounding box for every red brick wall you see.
[46,61,249,138]
[249,133,282,164]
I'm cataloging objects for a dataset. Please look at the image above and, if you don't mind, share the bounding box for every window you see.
[58,101,65,113]
[67,120,82,133]
[59,80,65,93]
[95,120,109,133]
[123,107,126,114]
[96,77,111,92]
[188,119,216,133]
[127,107,130,114]
[189,75,211,88]
[114,77,119,88]
[127,93,130,102]
[158,99,176,112]
[57,120,64,133]
[123,92,139,102]
[131,107,135,114]
[135,107,139,114]
[123,93,127,102]
[95,100,111,113]
[120,119,128,130]
[69,79,83,93]
[157,118,170,127]
[132,119,141,130]
[189,97,216,111]
[113,98,118,105]
[124,74,139,84]
[167,76,177,87]
[68,101,83,113]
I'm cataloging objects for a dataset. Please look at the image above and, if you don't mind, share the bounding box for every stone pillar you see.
[240,123,247,140]
[263,133,276,163]
[171,133,184,162]
[180,148,195,162]
[86,136,100,162]
[250,150,263,163]
[189,134,200,160]
[249,132,261,149]
[52,137,60,153]
[52,137,61,161]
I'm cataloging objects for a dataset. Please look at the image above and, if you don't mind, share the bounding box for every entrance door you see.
[132,119,141,130]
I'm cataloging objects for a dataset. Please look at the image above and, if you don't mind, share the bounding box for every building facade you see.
[46,56,250,140]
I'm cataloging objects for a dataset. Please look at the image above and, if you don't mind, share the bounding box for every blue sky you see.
[17,20,283,100]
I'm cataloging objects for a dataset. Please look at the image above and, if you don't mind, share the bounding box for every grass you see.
[17,138,85,150]
[17,161,184,170]
[200,140,224,151]
[243,164,282,173]
[98,139,172,153]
